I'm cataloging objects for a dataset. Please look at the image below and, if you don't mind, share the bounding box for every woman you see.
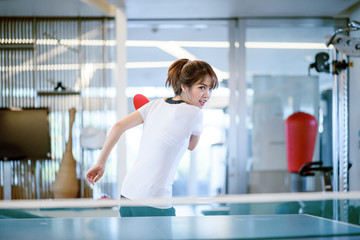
[86,58,218,217]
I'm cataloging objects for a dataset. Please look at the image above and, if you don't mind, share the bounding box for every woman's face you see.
[181,75,213,109]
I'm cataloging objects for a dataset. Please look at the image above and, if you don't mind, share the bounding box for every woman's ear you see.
[181,84,187,93]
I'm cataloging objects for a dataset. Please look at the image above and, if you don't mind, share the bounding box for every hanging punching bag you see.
[285,112,318,173]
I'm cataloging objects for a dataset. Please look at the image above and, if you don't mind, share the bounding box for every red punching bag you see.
[133,94,150,110]
[285,112,318,173]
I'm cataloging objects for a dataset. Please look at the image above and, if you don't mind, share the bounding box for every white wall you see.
[349,8,360,191]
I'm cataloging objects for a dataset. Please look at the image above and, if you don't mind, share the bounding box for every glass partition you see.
[245,20,336,194]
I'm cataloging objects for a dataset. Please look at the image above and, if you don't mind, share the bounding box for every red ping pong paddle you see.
[133,94,150,110]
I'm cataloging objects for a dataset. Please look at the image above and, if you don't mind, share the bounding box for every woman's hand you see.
[85,111,144,185]
[86,163,105,185]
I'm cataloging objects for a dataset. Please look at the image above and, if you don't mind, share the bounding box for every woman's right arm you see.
[86,111,143,184]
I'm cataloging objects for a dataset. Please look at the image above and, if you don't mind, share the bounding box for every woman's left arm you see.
[188,135,200,151]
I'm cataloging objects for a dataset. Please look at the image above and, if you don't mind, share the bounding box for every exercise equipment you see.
[285,112,318,173]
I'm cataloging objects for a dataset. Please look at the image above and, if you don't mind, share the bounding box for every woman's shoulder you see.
[142,98,162,107]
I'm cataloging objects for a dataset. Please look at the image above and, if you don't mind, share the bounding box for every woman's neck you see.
[172,96,183,101]
[173,95,192,106]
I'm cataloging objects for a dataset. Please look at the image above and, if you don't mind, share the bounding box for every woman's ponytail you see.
[165,59,190,95]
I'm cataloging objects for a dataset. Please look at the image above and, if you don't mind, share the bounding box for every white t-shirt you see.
[121,98,203,208]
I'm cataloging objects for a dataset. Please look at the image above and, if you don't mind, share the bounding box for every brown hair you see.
[165,59,219,96]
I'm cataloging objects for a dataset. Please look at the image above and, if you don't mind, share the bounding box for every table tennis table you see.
[1,214,360,239]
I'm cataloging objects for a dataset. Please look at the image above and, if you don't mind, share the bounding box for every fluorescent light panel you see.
[1,38,331,49]
[126,40,332,49]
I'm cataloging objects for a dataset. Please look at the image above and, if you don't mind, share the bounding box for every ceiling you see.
[1,0,359,109]
[0,0,359,19]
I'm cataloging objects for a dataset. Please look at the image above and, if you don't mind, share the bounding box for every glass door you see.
[126,20,230,197]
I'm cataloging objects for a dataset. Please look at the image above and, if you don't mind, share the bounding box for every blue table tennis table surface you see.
[1,214,360,239]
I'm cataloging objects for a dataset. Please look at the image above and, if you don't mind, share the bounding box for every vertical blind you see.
[0,17,117,199]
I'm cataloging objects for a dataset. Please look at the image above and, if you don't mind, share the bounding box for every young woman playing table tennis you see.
[86,58,218,217]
